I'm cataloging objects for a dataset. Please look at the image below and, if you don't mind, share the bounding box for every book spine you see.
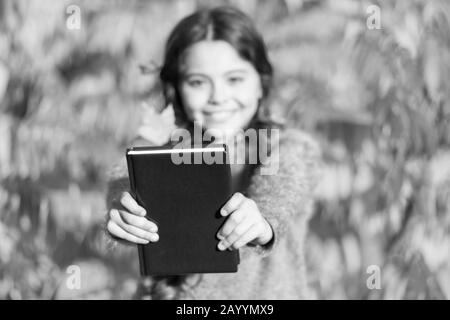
[224,145,240,269]
[126,151,147,277]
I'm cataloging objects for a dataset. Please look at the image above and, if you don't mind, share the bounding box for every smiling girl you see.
[105,6,321,299]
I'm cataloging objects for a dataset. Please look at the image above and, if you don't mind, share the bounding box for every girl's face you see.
[178,40,263,141]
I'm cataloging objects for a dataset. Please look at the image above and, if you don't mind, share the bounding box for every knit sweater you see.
[104,127,321,299]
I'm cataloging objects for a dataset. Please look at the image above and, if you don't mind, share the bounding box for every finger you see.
[110,209,158,242]
[220,192,245,216]
[118,209,158,233]
[218,218,254,251]
[107,220,149,244]
[230,224,261,250]
[120,192,146,216]
[217,209,246,239]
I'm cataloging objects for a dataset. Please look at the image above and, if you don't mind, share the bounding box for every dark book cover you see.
[126,143,240,276]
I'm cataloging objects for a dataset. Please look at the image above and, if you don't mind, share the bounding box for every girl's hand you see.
[217,192,273,251]
[106,192,159,245]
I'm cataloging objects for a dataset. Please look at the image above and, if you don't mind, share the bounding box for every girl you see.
[105,6,321,299]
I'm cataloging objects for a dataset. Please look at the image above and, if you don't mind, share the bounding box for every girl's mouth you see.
[203,108,238,122]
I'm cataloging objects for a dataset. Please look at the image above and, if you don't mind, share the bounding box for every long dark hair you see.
[144,5,279,300]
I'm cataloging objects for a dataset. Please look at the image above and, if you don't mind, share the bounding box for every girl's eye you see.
[187,79,206,88]
[228,76,244,85]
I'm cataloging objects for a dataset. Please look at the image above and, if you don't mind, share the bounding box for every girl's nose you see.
[208,81,230,105]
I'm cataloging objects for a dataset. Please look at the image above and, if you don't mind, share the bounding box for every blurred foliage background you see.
[0,0,449,299]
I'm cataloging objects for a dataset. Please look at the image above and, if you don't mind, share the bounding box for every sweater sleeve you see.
[245,128,322,257]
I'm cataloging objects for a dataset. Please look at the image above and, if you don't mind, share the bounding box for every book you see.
[126,143,240,276]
